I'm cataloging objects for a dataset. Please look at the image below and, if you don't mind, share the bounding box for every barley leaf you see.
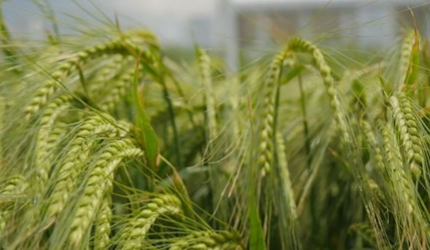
[132,53,159,171]
[249,189,266,250]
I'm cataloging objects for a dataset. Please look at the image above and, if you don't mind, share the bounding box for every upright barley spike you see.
[399,31,420,92]
[389,93,423,178]
[380,123,429,247]
[197,49,217,140]
[380,124,415,215]
[258,49,290,176]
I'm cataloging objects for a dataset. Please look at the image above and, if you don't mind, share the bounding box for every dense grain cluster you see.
[0,28,245,249]
[117,195,182,250]
[380,124,416,214]
[68,139,144,246]
[24,31,158,120]
[389,93,423,177]
[169,231,244,250]
[47,115,128,219]
[0,175,27,237]
[94,196,112,250]
[34,94,72,191]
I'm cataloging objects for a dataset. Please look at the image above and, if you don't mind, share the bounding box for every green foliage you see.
[2,6,430,250]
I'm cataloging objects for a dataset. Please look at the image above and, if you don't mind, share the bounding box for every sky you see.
[2,0,219,46]
[2,0,429,47]
[104,0,217,46]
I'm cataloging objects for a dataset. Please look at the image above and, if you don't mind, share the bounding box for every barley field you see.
[1,2,430,250]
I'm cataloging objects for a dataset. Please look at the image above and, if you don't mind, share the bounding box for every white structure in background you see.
[189,17,214,47]
[215,0,239,73]
[218,0,430,70]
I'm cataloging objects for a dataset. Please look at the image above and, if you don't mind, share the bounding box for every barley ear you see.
[67,139,143,247]
[399,30,420,94]
[0,175,28,241]
[24,31,157,119]
[258,49,291,175]
[117,194,182,250]
[389,93,423,178]
[93,196,112,250]
[47,115,126,219]
[289,37,350,147]
[361,120,385,174]
[197,48,217,139]
[169,230,244,250]
[34,94,72,192]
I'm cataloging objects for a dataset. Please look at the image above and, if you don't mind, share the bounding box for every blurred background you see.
[2,0,430,69]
